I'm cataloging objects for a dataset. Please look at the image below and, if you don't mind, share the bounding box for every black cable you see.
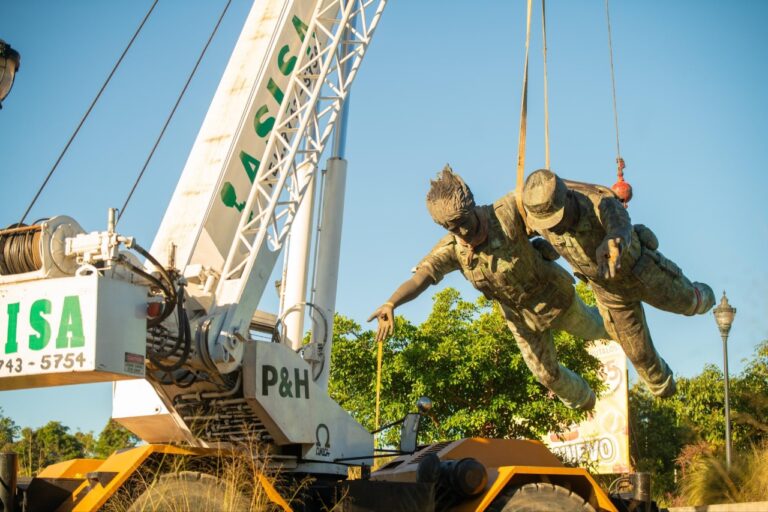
[1,228,19,274]
[148,285,191,373]
[334,453,405,463]
[114,256,177,327]
[14,231,26,273]
[117,240,178,327]
[371,417,406,434]
[148,328,184,360]
[18,0,160,226]
[22,229,36,271]
[172,370,198,388]
[196,319,218,372]
[130,240,176,296]
[115,256,172,301]
[2,232,16,274]
[148,343,185,373]
[0,234,8,275]
[117,0,233,224]
[151,368,198,388]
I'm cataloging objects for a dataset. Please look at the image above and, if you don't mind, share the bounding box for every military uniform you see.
[417,192,608,409]
[524,174,714,397]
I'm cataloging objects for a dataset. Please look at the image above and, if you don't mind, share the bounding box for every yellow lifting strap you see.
[514,0,532,226]
[515,0,550,226]
[374,337,384,447]
[541,0,550,170]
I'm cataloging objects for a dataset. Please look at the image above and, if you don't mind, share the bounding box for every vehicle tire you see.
[127,471,250,512]
[488,482,596,512]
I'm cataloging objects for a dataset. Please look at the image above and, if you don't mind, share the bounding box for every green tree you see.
[14,427,37,476]
[75,431,96,458]
[667,344,768,454]
[329,287,604,446]
[627,340,768,504]
[0,407,19,451]
[13,421,85,476]
[673,366,728,447]
[731,339,768,448]
[95,419,139,458]
[629,385,693,501]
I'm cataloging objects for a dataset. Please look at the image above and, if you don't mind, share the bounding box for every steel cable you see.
[18,0,160,226]
[605,0,622,160]
[117,0,233,224]
[0,225,45,275]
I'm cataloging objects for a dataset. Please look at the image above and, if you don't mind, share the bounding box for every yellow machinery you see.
[12,439,622,511]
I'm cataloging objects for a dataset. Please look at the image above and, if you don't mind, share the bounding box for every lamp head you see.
[713,291,736,339]
[0,39,21,109]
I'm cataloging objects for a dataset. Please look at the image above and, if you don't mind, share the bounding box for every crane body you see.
[0,1,648,510]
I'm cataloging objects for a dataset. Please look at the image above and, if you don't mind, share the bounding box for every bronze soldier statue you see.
[521,169,715,398]
[369,166,609,410]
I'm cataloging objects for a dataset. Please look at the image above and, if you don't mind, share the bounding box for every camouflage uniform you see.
[417,192,608,409]
[528,179,712,397]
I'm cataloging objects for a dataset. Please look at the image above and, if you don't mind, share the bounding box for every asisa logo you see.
[219,15,312,214]
[3,296,85,355]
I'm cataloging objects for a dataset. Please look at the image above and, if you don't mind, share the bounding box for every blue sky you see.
[1,1,767,436]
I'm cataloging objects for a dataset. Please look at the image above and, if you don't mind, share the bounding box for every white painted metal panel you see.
[150,0,317,275]
[112,379,190,443]
[242,341,372,469]
[0,274,146,390]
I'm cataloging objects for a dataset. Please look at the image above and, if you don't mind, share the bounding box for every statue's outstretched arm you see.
[367,268,433,341]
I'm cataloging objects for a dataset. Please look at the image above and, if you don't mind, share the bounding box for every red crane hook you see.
[612,157,633,208]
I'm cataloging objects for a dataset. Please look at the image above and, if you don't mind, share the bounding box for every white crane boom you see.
[0,0,387,476]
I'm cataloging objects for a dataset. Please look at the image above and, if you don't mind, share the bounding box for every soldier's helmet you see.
[522,169,568,230]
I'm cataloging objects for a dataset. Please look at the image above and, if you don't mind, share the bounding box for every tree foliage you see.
[329,287,604,446]
[629,385,692,500]
[330,286,768,505]
[13,421,85,476]
[0,413,140,476]
[95,419,140,458]
[629,340,768,503]
[670,341,768,452]
[0,407,19,451]
[75,431,96,458]
[731,340,768,446]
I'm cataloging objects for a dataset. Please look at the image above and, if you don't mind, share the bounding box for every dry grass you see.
[102,441,309,512]
[675,441,768,506]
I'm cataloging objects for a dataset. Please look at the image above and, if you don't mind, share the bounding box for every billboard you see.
[544,340,632,474]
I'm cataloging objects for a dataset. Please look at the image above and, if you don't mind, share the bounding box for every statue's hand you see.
[367,303,395,342]
[596,237,623,279]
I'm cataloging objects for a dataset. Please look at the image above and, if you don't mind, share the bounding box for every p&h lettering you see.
[262,364,310,399]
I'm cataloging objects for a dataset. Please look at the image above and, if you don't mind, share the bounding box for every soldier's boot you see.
[550,366,597,411]
[637,354,676,398]
[687,282,715,315]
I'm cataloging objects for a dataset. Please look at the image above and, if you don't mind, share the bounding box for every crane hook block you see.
[612,158,633,207]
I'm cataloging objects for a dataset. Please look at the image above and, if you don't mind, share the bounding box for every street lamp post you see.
[0,39,21,109]
[713,291,736,471]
